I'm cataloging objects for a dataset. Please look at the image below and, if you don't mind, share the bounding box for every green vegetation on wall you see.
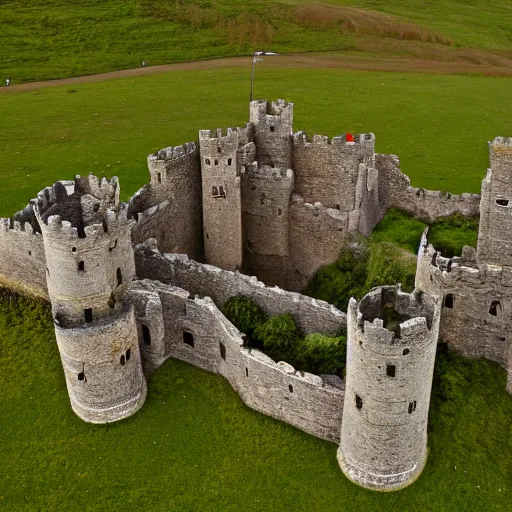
[221,296,347,377]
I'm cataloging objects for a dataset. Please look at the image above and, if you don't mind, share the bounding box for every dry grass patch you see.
[295,4,453,45]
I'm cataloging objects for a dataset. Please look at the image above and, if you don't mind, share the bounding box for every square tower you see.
[477,137,512,266]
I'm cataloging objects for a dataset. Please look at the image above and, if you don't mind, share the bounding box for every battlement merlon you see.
[198,124,252,145]
[354,286,438,348]
[292,131,375,149]
[242,162,293,181]
[250,99,293,124]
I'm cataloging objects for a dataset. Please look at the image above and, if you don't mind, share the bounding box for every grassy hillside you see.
[1,0,511,82]
[0,289,511,511]
[1,67,511,217]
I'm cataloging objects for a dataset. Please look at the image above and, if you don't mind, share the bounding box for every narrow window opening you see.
[214,159,219,166]
[219,342,226,361]
[78,261,85,272]
[288,384,293,393]
[403,348,410,355]
[335,204,340,210]
[217,147,221,153]
[205,158,211,165]
[78,372,85,381]
[277,208,282,216]
[212,186,218,196]
[183,331,194,347]
[227,158,232,166]
[142,325,151,346]
[270,126,275,132]
[245,367,249,377]
[116,268,122,287]
[157,172,162,183]
[28,250,32,256]
[496,199,509,207]
[120,354,126,366]
[359,340,363,347]
[133,213,139,222]
[499,336,506,342]
[219,186,226,198]
[444,294,454,309]
[489,300,501,316]
[408,402,414,414]
[431,253,438,266]
[72,247,76,252]
[84,308,93,323]
[126,348,131,362]
[206,233,209,239]
[355,395,363,410]
[93,203,100,213]
[386,364,396,377]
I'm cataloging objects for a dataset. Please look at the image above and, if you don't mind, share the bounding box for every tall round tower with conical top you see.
[33,174,146,423]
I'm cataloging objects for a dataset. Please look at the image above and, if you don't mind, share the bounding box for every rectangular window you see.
[219,342,226,361]
[78,261,85,272]
[386,364,396,377]
[84,308,93,323]
[183,331,194,347]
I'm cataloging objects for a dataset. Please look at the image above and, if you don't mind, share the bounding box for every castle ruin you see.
[0,100,510,491]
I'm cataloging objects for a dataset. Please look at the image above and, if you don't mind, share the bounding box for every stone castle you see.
[0,100,510,491]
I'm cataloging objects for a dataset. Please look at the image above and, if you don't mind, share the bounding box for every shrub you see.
[428,213,479,257]
[221,295,268,348]
[296,333,347,377]
[253,313,303,363]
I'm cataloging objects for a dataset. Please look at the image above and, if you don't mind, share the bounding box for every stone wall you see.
[292,132,375,211]
[129,279,344,442]
[288,196,349,292]
[376,154,480,223]
[134,243,346,336]
[130,143,203,261]
[0,218,47,296]
[415,236,511,368]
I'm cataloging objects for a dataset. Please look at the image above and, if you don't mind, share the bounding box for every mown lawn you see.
[1,67,511,217]
[1,0,511,82]
[0,289,511,511]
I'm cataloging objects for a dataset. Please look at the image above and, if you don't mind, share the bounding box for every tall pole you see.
[250,52,256,103]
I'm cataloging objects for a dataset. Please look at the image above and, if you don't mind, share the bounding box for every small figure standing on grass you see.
[5,78,10,86]
[142,61,147,67]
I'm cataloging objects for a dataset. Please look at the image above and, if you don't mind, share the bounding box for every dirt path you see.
[2,52,512,94]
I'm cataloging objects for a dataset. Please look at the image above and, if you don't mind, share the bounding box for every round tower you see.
[33,175,146,423]
[338,286,440,490]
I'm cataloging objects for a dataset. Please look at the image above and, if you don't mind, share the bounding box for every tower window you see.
[355,395,363,410]
[227,158,232,166]
[142,324,151,346]
[408,401,417,414]
[157,172,162,183]
[270,126,275,132]
[403,348,410,355]
[245,367,249,377]
[212,186,218,196]
[489,300,501,316]
[214,159,219,166]
[183,331,194,347]
[28,250,32,256]
[78,372,85,381]
[120,354,126,366]
[72,247,76,252]
[78,261,85,272]
[116,268,122,287]
[288,384,293,393]
[386,364,396,377]
[84,308,93,323]
[496,199,509,206]
[444,294,454,309]
[219,186,226,198]
[126,348,131,361]
[277,208,282,216]
[219,342,226,361]
[205,158,210,165]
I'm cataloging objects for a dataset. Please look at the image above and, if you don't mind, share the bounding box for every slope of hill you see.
[1,0,511,82]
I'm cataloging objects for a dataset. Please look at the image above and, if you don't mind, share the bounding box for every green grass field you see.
[1,0,512,82]
[1,66,511,217]
[0,289,511,511]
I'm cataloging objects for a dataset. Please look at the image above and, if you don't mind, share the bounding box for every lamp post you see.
[250,51,279,103]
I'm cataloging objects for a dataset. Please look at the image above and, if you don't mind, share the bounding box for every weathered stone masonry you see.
[1,100,510,492]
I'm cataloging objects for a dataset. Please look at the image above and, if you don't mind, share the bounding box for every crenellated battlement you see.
[0,217,39,236]
[290,194,348,221]
[149,142,197,162]
[199,124,251,144]
[292,131,375,147]
[242,162,293,182]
